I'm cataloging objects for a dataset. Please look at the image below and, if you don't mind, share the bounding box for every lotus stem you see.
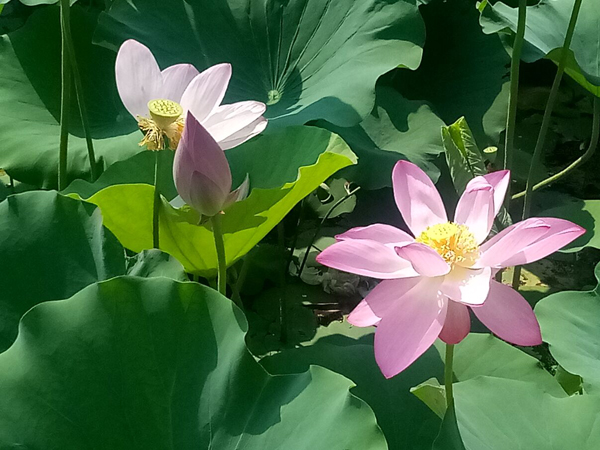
[61,1,99,182]
[512,96,600,200]
[152,150,161,249]
[444,343,455,411]
[211,214,227,296]
[503,0,527,207]
[513,0,583,290]
[58,0,72,191]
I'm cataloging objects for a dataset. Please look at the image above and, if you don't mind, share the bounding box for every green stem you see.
[521,0,583,221]
[231,258,249,308]
[211,214,227,296]
[503,0,527,207]
[513,0,583,290]
[58,0,72,191]
[512,96,600,200]
[152,151,161,249]
[444,344,455,411]
[277,222,288,344]
[61,1,99,182]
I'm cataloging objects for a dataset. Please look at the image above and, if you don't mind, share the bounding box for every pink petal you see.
[454,179,495,244]
[217,117,268,150]
[203,101,267,143]
[115,39,162,119]
[392,161,447,236]
[160,64,200,103]
[482,170,510,217]
[373,278,447,378]
[472,280,542,346]
[348,299,381,327]
[223,174,250,210]
[173,112,232,217]
[395,242,450,277]
[500,218,585,267]
[364,278,422,317]
[316,239,417,279]
[337,224,414,245]
[438,301,470,344]
[180,63,232,123]
[476,218,552,268]
[440,266,491,306]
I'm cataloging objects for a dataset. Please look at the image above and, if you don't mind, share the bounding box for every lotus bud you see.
[173,112,232,217]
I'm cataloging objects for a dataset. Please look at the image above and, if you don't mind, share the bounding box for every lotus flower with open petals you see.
[115,39,267,150]
[316,160,585,378]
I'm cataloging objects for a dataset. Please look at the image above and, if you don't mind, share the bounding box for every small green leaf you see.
[442,117,487,194]
[125,249,187,281]
[410,377,447,419]
[535,263,600,393]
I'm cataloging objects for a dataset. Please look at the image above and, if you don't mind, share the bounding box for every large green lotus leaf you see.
[453,378,600,450]
[95,0,425,128]
[0,4,140,188]
[542,199,600,252]
[480,0,600,96]
[0,191,126,351]
[436,333,565,397]
[0,277,387,449]
[535,263,600,393]
[320,86,445,190]
[84,127,357,276]
[261,328,443,450]
[394,0,509,146]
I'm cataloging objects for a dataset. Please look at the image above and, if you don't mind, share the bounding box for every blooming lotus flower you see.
[316,161,585,378]
[116,39,267,151]
[173,111,248,217]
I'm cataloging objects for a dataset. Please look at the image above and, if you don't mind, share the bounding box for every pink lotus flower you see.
[316,161,585,378]
[116,39,267,151]
[173,112,248,217]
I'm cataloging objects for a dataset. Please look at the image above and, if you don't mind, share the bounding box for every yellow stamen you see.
[137,99,184,151]
[416,222,479,267]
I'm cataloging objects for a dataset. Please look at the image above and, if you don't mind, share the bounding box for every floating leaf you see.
[262,326,443,450]
[321,86,445,190]
[395,0,509,145]
[454,378,600,449]
[535,263,600,393]
[0,191,126,351]
[0,277,387,449]
[480,0,600,96]
[0,4,140,188]
[82,127,356,276]
[95,0,425,128]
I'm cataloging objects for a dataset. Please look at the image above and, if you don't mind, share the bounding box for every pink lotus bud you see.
[173,112,232,217]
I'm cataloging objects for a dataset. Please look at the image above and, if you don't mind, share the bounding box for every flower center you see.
[137,99,185,151]
[148,99,183,128]
[416,222,479,267]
